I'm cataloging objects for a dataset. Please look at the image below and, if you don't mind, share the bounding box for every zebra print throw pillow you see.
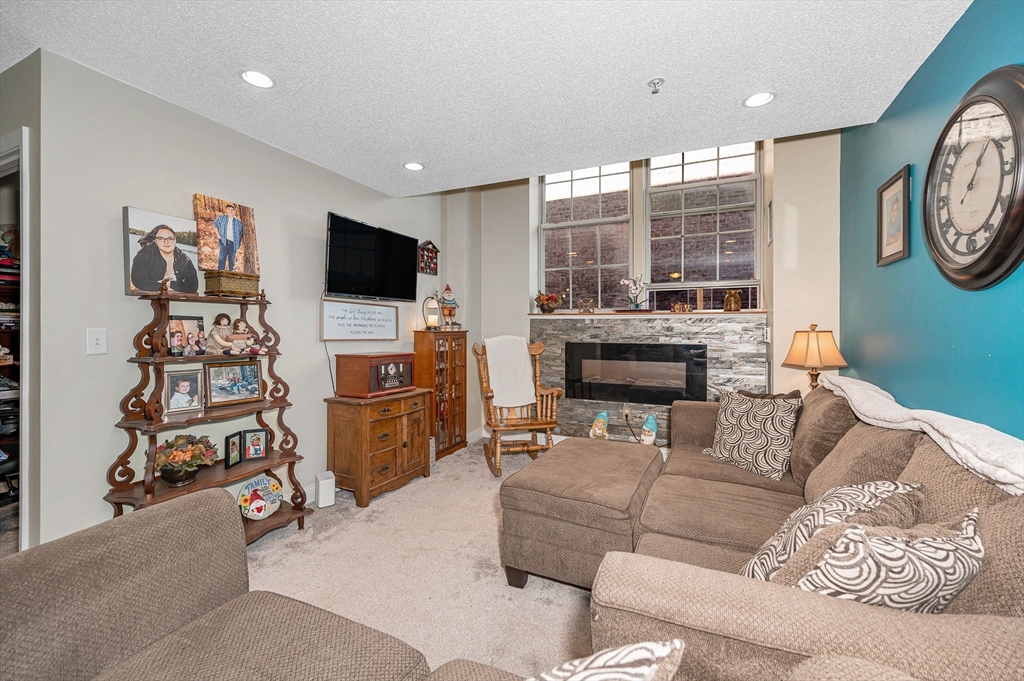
[741,480,922,581]
[795,509,984,613]
[703,390,803,480]
[526,639,684,681]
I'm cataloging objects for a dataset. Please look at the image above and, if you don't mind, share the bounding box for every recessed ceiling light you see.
[241,71,274,88]
[404,162,424,171]
[743,91,775,108]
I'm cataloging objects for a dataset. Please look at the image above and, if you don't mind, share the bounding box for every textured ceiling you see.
[0,0,971,197]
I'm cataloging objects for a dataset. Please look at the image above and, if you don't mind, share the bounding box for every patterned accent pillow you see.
[741,480,922,581]
[526,639,684,681]
[703,390,802,480]
[794,510,984,613]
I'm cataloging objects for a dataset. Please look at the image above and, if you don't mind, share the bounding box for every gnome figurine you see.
[440,284,460,328]
[590,411,610,440]
[640,414,659,445]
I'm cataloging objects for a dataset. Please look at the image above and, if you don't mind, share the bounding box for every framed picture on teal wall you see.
[877,165,910,266]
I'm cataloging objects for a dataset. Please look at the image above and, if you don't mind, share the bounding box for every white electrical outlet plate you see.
[86,328,108,355]
[622,405,632,420]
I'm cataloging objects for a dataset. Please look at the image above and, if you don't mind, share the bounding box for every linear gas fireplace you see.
[564,342,707,405]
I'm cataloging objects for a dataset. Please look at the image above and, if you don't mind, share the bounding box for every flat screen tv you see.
[325,213,419,302]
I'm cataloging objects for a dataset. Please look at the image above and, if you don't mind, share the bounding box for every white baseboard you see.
[467,427,485,443]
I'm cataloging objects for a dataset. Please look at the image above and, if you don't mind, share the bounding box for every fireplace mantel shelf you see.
[530,310,766,318]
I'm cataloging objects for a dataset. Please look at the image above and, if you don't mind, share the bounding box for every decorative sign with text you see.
[321,299,399,341]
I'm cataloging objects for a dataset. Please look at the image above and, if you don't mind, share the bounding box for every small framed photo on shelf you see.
[242,428,269,460]
[877,165,911,267]
[224,431,243,469]
[164,369,202,414]
[167,315,205,357]
[204,360,264,407]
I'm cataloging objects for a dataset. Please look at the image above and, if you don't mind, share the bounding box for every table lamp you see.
[782,324,848,390]
[421,292,440,330]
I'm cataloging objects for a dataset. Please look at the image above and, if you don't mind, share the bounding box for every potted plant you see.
[620,274,648,310]
[155,434,219,487]
[534,291,562,313]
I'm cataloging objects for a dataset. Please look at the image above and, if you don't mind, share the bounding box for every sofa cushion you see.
[663,444,804,496]
[742,481,922,581]
[784,510,984,614]
[95,590,430,681]
[428,660,524,681]
[790,387,859,487]
[634,532,754,573]
[804,423,921,502]
[525,639,684,681]
[705,390,803,481]
[788,656,918,681]
[639,475,805,552]
[898,436,1012,523]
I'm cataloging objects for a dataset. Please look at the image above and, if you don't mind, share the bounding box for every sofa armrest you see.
[669,400,719,449]
[2,489,249,681]
[590,552,1023,681]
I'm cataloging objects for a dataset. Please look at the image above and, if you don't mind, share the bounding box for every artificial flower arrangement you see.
[534,290,562,312]
[620,273,647,308]
[155,434,218,474]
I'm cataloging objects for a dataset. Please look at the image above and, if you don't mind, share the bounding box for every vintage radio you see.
[335,352,415,398]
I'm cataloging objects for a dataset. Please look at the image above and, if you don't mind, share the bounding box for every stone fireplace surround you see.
[530,312,768,445]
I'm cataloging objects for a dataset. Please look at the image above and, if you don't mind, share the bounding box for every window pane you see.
[684,147,718,163]
[651,238,682,284]
[710,287,755,310]
[684,211,717,235]
[684,185,717,210]
[650,153,682,169]
[719,142,756,157]
[720,208,755,232]
[600,222,629,265]
[651,216,681,238]
[683,160,717,183]
[719,181,755,206]
[546,171,571,183]
[651,190,682,213]
[719,231,755,280]
[570,225,598,265]
[683,235,717,281]
[719,154,755,178]
[600,266,628,309]
[572,267,599,308]
[544,227,570,268]
[572,178,600,220]
[544,269,571,304]
[573,166,599,179]
[544,181,572,223]
[652,289,696,311]
[601,162,630,174]
[650,166,682,187]
[600,173,630,217]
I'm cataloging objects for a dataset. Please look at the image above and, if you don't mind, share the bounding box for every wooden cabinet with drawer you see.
[325,387,432,507]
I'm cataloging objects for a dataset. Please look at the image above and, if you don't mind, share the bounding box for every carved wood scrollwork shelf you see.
[105,286,312,544]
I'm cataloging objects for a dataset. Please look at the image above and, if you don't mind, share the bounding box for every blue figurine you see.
[641,414,659,445]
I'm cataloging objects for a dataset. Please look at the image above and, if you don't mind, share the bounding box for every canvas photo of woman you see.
[123,207,201,295]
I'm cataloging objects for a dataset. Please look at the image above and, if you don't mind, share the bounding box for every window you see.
[541,164,631,309]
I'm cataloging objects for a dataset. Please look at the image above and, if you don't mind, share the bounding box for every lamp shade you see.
[782,324,848,369]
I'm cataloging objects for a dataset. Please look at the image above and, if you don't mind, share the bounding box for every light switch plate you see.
[86,328,108,355]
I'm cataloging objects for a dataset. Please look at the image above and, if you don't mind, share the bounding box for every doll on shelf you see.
[228,318,268,355]
[206,313,235,355]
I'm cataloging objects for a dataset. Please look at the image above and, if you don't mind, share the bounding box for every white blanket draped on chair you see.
[483,335,537,409]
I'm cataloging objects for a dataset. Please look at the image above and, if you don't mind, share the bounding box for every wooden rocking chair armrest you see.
[537,386,563,397]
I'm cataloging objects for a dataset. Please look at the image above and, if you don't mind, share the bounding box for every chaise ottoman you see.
[499,437,663,589]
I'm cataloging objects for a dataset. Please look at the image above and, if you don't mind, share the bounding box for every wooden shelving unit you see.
[105,287,311,543]
[413,329,468,460]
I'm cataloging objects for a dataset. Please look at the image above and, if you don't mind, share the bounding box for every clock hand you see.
[961,139,991,204]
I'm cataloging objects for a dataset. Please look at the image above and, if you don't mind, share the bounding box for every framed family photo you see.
[242,428,270,460]
[877,165,911,266]
[164,369,203,414]
[192,194,260,275]
[224,431,243,469]
[204,360,264,407]
[123,207,200,295]
[167,315,205,357]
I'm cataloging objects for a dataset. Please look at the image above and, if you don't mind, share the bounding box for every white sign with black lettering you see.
[321,299,399,341]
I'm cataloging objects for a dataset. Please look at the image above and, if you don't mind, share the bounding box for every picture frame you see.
[320,298,399,341]
[164,369,203,414]
[122,207,200,296]
[167,315,205,357]
[242,428,270,460]
[204,360,264,407]
[877,165,911,266]
[224,431,243,469]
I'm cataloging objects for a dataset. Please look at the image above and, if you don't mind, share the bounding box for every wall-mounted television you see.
[325,213,419,302]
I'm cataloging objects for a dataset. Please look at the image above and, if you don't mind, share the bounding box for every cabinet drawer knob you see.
[410,401,419,408]
[378,406,393,415]
[403,441,408,448]
[377,432,391,441]
[377,464,390,474]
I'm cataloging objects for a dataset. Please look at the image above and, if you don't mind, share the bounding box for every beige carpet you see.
[248,441,592,677]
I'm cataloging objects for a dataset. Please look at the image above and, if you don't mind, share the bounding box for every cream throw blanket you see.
[484,335,537,409]
[820,375,1024,496]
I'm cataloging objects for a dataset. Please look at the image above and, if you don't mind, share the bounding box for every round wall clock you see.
[923,64,1024,290]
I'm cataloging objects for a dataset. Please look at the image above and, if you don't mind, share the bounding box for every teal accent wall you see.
[840,0,1024,438]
